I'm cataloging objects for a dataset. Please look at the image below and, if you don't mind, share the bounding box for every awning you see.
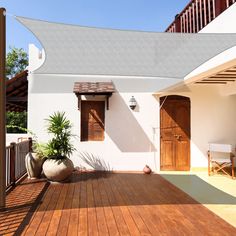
[73,82,115,95]
[73,82,115,110]
[16,16,236,79]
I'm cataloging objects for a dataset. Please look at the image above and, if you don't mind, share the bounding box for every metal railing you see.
[166,0,236,33]
[6,137,32,189]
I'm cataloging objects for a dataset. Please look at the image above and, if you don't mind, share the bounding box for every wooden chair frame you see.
[208,143,235,179]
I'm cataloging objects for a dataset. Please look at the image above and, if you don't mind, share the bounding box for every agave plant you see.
[44,112,75,159]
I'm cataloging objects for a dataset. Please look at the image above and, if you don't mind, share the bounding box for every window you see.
[81,101,105,141]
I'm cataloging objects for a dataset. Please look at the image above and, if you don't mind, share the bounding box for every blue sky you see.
[1,0,189,52]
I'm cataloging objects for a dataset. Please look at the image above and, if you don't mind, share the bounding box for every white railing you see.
[5,138,32,189]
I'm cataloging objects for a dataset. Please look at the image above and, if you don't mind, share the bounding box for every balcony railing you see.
[6,138,32,189]
[166,0,236,33]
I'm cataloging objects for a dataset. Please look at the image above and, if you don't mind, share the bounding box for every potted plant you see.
[25,142,46,179]
[42,111,75,182]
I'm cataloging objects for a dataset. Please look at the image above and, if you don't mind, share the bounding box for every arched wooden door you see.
[160,96,190,171]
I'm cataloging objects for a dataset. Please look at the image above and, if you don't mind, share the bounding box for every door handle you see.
[174,134,181,140]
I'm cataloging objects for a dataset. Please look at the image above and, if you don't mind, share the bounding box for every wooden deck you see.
[0,171,236,235]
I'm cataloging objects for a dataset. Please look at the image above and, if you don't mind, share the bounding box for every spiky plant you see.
[44,112,75,159]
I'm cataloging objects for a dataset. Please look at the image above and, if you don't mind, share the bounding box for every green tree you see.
[6,47,28,79]
[6,111,27,133]
[6,47,28,133]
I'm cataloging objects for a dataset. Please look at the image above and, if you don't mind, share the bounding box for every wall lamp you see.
[129,96,137,110]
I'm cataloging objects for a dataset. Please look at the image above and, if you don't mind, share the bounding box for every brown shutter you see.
[81,101,105,141]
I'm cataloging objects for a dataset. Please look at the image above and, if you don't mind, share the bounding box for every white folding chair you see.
[208,143,235,179]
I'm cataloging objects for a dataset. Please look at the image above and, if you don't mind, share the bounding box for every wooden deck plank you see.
[113,174,151,236]
[0,179,47,236]
[97,174,119,236]
[92,173,109,236]
[23,184,57,236]
[87,173,99,236]
[78,172,88,236]
[56,182,75,236]
[67,174,81,236]
[8,181,47,236]
[135,174,195,235]
[35,184,63,235]
[101,175,130,236]
[117,173,161,235]
[0,180,36,230]
[107,174,141,236]
[144,174,217,235]
[46,184,69,236]
[2,171,236,236]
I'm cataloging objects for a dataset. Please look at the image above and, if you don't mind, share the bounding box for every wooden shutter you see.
[81,101,105,141]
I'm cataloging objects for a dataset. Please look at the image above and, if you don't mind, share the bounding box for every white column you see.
[192,3,195,33]
[226,0,230,8]
[212,0,216,19]
[204,0,207,26]
[208,0,211,22]
[200,0,203,29]
[183,13,186,33]
[186,11,189,33]
[196,0,199,32]
[189,7,192,33]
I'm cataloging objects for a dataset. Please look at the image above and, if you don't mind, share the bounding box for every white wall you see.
[6,134,30,146]
[161,84,236,168]
[27,72,166,171]
[29,72,236,170]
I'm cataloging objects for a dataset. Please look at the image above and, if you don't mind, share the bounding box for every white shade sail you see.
[17,16,236,78]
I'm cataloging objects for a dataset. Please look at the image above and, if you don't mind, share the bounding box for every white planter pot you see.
[42,158,74,182]
[25,152,45,179]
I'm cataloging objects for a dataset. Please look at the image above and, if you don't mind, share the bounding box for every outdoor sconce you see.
[129,96,137,110]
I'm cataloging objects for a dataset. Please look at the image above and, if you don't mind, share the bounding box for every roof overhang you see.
[73,82,115,110]
[154,59,236,95]
[188,59,236,85]
[6,70,28,112]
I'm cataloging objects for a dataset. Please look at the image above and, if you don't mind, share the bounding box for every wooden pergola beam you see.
[0,7,6,208]
[7,96,27,102]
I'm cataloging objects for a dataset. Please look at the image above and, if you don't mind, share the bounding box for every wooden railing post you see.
[0,7,6,209]
[215,0,227,17]
[10,142,16,186]
[28,137,33,152]
[174,14,181,32]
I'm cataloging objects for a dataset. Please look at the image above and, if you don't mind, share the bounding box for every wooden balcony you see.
[166,0,236,33]
[0,171,236,235]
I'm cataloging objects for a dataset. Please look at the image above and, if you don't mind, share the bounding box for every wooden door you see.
[160,96,190,171]
[81,101,105,141]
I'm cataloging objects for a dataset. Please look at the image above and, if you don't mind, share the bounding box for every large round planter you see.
[25,152,45,179]
[42,158,74,182]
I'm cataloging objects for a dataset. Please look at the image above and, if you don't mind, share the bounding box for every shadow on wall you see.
[78,151,112,171]
[106,93,156,152]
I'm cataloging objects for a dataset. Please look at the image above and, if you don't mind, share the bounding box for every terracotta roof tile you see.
[73,82,115,94]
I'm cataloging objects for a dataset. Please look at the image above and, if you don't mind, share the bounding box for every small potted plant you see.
[42,111,75,182]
